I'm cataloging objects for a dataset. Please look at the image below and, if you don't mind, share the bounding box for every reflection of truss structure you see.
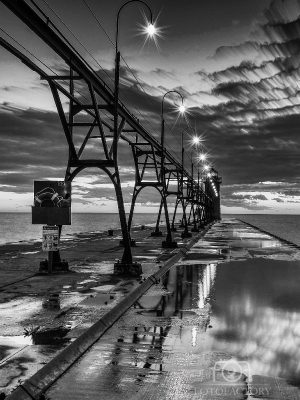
[0,0,221,268]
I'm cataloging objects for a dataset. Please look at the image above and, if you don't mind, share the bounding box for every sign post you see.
[32,181,71,273]
[42,226,60,274]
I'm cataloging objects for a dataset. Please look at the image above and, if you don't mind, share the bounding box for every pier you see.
[2,219,300,399]
[1,0,300,399]
[0,0,221,275]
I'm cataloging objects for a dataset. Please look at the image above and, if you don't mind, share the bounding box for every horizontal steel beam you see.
[69,160,115,168]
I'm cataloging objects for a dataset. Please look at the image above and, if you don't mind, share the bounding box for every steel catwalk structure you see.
[0,0,221,272]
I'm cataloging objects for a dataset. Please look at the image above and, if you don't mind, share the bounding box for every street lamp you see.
[179,126,197,237]
[113,1,156,271]
[114,1,155,147]
[151,90,185,245]
[190,137,202,232]
[161,90,185,151]
[199,153,206,162]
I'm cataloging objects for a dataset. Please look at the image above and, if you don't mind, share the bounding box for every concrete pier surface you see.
[2,218,300,399]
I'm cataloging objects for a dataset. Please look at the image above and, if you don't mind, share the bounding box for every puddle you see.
[239,239,282,248]
[98,258,300,388]
[43,293,61,310]
[78,279,97,285]
[30,326,71,345]
[90,285,115,293]
[134,256,157,259]
[75,263,114,274]
[0,334,33,349]
[80,293,116,307]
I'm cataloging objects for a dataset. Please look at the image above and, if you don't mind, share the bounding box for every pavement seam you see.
[0,275,36,290]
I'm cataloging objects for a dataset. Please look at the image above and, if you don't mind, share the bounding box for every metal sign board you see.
[42,226,59,251]
[32,181,71,225]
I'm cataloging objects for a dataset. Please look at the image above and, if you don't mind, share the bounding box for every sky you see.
[0,0,300,214]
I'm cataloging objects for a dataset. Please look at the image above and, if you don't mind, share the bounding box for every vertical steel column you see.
[113,51,136,267]
[160,118,177,248]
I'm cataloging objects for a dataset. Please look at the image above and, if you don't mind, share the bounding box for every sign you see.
[32,181,71,225]
[42,226,59,251]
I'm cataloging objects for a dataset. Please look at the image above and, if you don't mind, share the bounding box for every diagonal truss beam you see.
[0,0,192,180]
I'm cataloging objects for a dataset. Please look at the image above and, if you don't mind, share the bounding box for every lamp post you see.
[161,90,185,152]
[189,137,202,232]
[114,1,154,147]
[196,152,206,227]
[179,126,196,238]
[152,90,185,247]
[113,1,155,273]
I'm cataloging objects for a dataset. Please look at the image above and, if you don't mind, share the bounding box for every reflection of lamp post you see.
[113,1,155,270]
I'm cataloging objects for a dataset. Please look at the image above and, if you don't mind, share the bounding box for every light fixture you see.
[146,23,156,36]
[178,104,186,114]
[193,136,200,145]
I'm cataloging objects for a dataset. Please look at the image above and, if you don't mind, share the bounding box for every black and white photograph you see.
[1,0,300,399]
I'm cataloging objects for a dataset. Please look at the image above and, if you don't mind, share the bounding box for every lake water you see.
[0,213,162,245]
[1,212,300,246]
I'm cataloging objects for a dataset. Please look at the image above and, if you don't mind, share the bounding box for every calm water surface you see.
[0,213,163,245]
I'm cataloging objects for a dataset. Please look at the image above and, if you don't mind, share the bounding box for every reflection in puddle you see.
[240,239,282,248]
[91,285,115,292]
[101,258,300,388]
[31,326,71,345]
[42,293,60,310]
[204,258,300,387]
[0,335,33,347]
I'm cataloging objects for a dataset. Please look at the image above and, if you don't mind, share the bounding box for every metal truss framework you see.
[0,0,221,267]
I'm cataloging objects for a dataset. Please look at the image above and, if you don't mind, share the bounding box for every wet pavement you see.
[3,218,300,399]
[40,219,300,399]
[0,223,205,397]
